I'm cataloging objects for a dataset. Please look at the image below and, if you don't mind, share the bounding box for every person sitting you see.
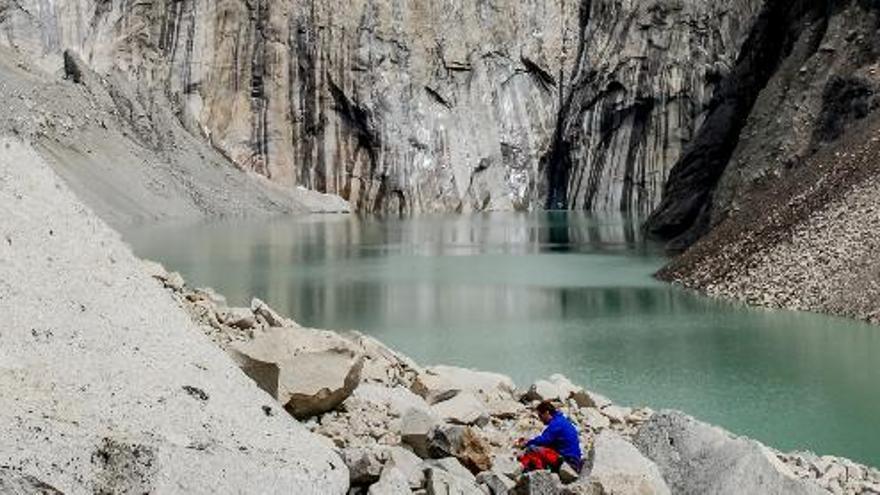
[516,400,583,473]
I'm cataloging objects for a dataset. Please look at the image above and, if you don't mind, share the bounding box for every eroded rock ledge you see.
[153,262,880,495]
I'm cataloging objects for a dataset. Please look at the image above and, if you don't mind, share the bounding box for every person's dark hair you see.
[536,400,556,415]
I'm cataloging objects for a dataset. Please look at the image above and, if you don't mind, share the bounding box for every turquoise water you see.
[124,212,880,466]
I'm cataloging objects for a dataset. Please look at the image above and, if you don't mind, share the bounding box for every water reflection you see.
[124,213,880,466]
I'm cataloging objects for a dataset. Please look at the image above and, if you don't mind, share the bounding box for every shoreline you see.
[148,258,880,494]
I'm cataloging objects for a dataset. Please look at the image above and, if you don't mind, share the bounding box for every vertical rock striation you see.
[646,0,880,248]
[545,0,762,214]
[1,0,580,213]
[0,0,764,216]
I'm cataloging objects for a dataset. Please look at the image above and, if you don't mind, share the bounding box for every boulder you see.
[424,457,478,483]
[232,328,364,419]
[194,287,227,307]
[600,406,631,424]
[487,399,525,419]
[385,446,426,489]
[344,331,421,385]
[425,465,484,495]
[512,471,560,495]
[427,424,493,474]
[401,407,440,458]
[223,307,257,330]
[557,464,579,485]
[339,447,387,486]
[164,271,185,291]
[432,392,490,426]
[476,470,516,494]
[350,384,432,418]
[588,431,670,495]
[582,408,610,430]
[634,411,827,495]
[523,375,597,408]
[413,366,516,404]
[369,466,412,494]
[491,454,522,479]
[250,298,288,327]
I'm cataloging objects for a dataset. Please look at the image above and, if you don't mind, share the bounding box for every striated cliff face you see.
[646,0,880,247]
[0,0,763,215]
[545,0,762,214]
[1,0,577,213]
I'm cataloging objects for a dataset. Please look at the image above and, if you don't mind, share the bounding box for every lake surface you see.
[124,212,880,466]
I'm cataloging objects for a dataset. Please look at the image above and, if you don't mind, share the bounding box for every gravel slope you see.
[0,46,348,229]
[660,113,880,324]
[0,136,348,494]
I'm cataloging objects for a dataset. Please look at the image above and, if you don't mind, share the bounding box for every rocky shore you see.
[153,262,880,495]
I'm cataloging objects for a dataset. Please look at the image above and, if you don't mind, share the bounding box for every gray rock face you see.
[425,467,484,495]
[0,137,347,493]
[0,0,576,214]
[0,0,764,218]
[634,411,826,495]
[512,471,560,495]
[547,0,762,215]
[401,407,441,458]
[587,431,670,495]
[0,468,63,495]
[647,0,880,248]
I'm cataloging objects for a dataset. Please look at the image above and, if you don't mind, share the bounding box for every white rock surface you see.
[432,392,491,427]
[588,431,670,495]
[0,137,348,493]
[635,411,827,495]
[413,366,516,404]
[232,327,364,419]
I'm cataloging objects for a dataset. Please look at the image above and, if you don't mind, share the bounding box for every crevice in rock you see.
[540,0,593,211]
[425,86,452,109]
[328,78,379,173]
[521,56,556,92]
[644,0,835,249]
[248,0,270,177]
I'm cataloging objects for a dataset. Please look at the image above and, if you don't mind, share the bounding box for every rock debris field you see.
[2,135,879,493]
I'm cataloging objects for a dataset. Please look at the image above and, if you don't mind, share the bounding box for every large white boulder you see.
[634,411,827,495]
[524,374,598,408]
[401,408,441,458]
[425,465,484,495]
[348,383,432,418]
[232,327,364,419]
[413,366,516,404]
[432,392,491,427]
[0,138,347,493]
[587,431,670,495]
[368,466,412,495]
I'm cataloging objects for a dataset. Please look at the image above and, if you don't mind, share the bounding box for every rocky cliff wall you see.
[0,0,762,215]
[646,0,880,248]
[545,0,762,215]
[1,0,576,213]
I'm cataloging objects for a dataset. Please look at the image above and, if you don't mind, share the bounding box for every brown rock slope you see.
[659,112,880,324]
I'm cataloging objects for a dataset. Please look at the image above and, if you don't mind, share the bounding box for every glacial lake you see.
[124,212,880,467]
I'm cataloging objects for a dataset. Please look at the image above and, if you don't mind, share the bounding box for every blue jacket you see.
[526,412,582,467]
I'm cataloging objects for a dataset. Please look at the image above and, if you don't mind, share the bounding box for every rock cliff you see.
[0,0,763,216]
[646,0,880,247]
